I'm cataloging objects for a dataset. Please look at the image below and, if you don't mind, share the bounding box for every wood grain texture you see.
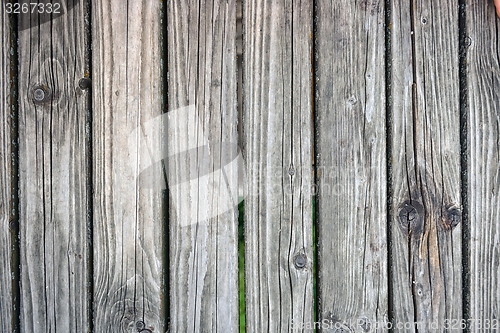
[390,0,462,330]
[167,1,239,332]
[17,0,90,332]
[243,1,314,331]
[0,8,13,332]
[315,1,388,331]
[466,1,500,328]
[92,1,165,332]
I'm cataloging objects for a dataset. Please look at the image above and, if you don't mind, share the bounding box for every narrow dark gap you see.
[384,0,394,330]
[238,201,246,333]
[311,0,320,331]
[458,1,470,331]
[8,5,21,333]
[84,0,94,331]
[161,184,170,333]
[236,1,246,332]
[161,0,170,331]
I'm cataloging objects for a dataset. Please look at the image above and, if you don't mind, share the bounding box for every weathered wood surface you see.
[315,0,388,330]
[243,1,314,331]
[466,1,500,328]
[92,1,165,332]
[390,0,462,330]
[167,1,239,332]
[0,8,13,332]
[3,2,500,332]
[17,1,90,331]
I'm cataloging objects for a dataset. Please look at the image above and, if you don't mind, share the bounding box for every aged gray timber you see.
[167,1,239,332]
[243,1,314,331]
[316,1,388,331]
[390,0,462,330]
[466,1,500,327]
[17,1,90,332]
[92,1,165,331]
[0,9,13,332]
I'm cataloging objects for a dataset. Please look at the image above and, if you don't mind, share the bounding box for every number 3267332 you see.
[4,2,61,14]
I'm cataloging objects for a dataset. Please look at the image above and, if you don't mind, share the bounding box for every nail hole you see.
[31,85,51,105]
[347,96,357,105]
[294,253,307,269]
[33,88,45,101]
[465,36,472,48]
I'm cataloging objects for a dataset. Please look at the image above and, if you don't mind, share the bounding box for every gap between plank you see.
[384,0,394,329]
[160,0,170,330]
[458,0,470,331]
[85,0,94,331]
[311,0,320,329]
[8,6,21,333]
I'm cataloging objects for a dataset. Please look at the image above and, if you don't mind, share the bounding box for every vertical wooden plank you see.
[390,0,462,330]
[0,7,13,332]
[316,0,388,330]
[92,1,165,331]
[17,0,90,332]
[243,1,314,331]
[167,1,239,332]
[466,1,500,327]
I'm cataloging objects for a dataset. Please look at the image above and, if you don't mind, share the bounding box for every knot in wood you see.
[78,77,92,90]
[135,321,145,331]
[442,206,461,230]
[398,201,423,235]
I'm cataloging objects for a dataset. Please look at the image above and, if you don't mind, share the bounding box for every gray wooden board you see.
[167,1,239,332]
[316,0,388,331]
[0,8,13,332]
[17,0,90,331]
[92,1,165,331]
[466,1,500,329]
[390,0,462,330]
[243,0,315,331]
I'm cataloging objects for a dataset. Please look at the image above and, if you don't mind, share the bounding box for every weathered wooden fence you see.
[1,0,499,332]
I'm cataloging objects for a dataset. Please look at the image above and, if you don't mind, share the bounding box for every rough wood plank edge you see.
[92,1,165,332]
[243,1,315,331]
[466,1,500,328]
[167,1,240,332]
[0,8,14,332]
[315,0,388,330]
[390,0,462,330]
[17,0,90,331]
